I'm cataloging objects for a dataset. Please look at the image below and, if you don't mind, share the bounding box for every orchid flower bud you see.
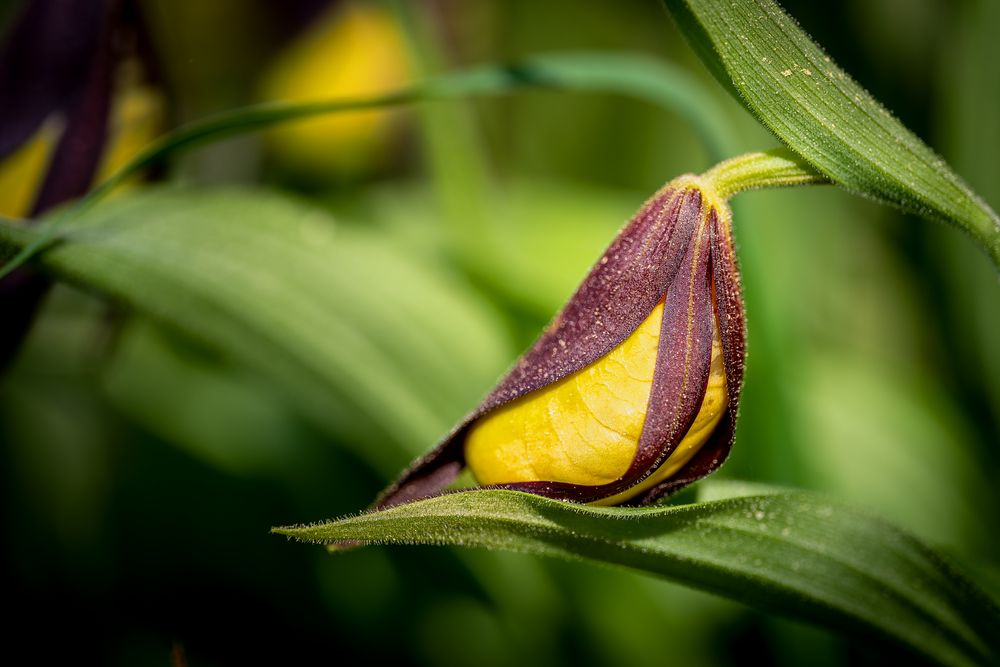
[377,175,746,507]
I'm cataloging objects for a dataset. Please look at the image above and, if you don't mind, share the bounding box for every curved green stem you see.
[701,147,829,199]
[0,52,734,282]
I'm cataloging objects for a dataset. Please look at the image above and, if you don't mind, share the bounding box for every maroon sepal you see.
[0,0,107,160]
[375,178,747,508]
[0,0,156,370]
[631,204,746,504]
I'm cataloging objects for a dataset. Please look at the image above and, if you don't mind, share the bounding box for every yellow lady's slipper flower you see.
[464,300,727,505]
[375,175,747,507]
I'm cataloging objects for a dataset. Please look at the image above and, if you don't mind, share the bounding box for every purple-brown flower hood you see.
[377,176,746,507]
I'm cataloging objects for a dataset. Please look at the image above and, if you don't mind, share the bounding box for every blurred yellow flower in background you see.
[259,2,412,177]
[97,63,165,194]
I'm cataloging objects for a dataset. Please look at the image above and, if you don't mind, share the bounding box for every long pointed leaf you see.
[661,0,1000,268]
[276,485,1000,666]
[0,188,513,469]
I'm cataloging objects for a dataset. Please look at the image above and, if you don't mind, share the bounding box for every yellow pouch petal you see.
[466,300,727,504]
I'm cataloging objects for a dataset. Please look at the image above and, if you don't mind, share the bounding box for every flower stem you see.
[702,147,829,199]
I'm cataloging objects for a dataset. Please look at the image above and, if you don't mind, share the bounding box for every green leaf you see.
[494,51,737,161]
[371,181,655,317]
[102,320,301,477]
[275,484,1000,667]
[661,0,1000,268]
[0,51,732,280]
[0,187,513,471]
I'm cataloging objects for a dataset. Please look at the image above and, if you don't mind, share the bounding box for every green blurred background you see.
[2,0,998,664]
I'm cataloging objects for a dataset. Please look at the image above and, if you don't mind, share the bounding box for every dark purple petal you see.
[377,182,712,508]
[631,411,735,504]
[497,191,715,502]
[0,0,108,159]
[0,0,119,369]
[710,204,747,418]
[483,186,702,410]
[29,23,113,214]
[633,203,747,504]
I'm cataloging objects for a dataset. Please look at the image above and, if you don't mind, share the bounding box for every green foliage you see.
[276,482,1000,667]
[662,0,1000,267]
[0,188,512,468]
[2,2,998,664]
[0,52,731,281]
